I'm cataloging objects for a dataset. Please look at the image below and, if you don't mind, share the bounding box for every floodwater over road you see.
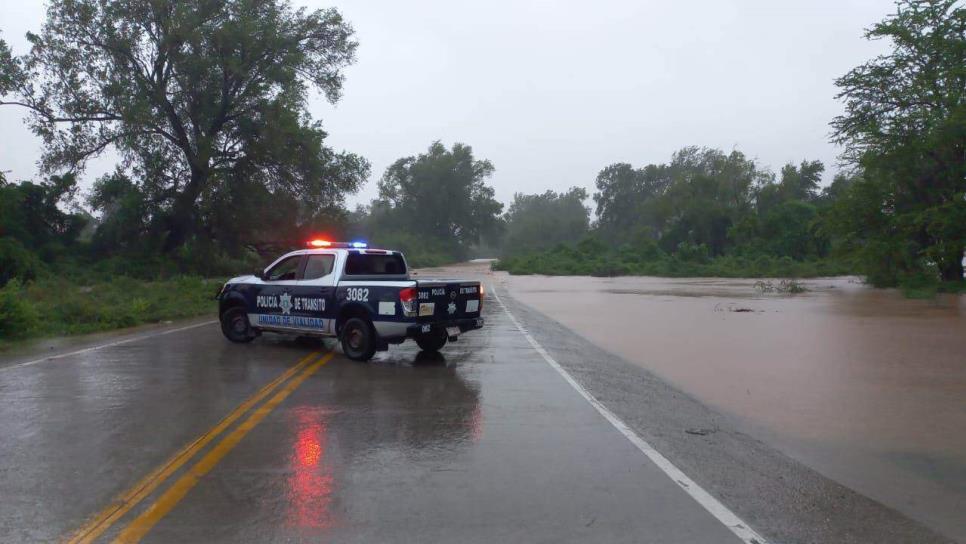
[503,272,966,541]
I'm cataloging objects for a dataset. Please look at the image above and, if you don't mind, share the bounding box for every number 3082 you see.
[346,287,369,302]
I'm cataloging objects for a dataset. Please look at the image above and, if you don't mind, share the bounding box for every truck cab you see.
[216,241,485,361]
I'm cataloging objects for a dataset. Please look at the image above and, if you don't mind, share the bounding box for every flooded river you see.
[496,272,966,542]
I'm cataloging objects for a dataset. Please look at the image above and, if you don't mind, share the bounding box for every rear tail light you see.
[399,287,416,302]
[399,287,417,316]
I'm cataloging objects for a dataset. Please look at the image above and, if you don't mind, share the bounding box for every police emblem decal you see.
[279,292,293,315]
[447,302,456,315]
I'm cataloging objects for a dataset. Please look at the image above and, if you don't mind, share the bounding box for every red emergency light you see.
[306,240,371,249]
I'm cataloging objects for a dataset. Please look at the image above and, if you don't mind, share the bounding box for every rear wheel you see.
[341,318,377,361]
[220,307,254,343]
[415,329,447,352]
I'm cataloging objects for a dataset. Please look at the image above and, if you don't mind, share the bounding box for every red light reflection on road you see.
[286,406,337,529]
[468,403,484,442]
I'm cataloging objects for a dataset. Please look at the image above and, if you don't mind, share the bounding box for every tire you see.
[341,317,377,361]
[220,306,254,343]
[415,329,447,352]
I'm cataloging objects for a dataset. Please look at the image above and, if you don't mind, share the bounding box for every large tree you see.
[1,0,368,251]
[503,187,589,256]
[0,32,22,96]
[831,0,966,283]
[376,141,503,257]
[593,147,768,256]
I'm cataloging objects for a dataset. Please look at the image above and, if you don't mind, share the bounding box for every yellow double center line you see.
[66,350,333,544]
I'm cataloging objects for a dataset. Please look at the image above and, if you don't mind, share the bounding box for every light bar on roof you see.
[306,240,374,249]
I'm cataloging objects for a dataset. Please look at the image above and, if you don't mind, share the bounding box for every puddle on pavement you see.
[502,273,966,541]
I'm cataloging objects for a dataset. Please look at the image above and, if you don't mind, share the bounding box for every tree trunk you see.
[162,168,207,253]
[938,246,965,283]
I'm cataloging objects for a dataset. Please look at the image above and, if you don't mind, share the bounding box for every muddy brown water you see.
[488,270,966,542]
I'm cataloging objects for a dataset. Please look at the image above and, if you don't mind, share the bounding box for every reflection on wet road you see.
[0,281,743,543]
[506,273,966,542]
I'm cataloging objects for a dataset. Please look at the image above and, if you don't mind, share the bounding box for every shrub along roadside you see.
[0,275,223,348]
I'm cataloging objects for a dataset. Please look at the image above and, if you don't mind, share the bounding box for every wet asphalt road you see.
[0,275,954,543]
[0,292,742,543]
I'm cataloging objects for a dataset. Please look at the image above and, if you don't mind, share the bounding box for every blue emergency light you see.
[307,239,370,249]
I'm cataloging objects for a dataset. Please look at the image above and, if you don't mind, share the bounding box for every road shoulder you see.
[0,314,217,371]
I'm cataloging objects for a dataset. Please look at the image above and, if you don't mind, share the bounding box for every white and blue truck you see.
[216,240,485,361]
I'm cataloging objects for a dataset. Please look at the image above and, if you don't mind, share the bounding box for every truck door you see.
[249,254,304,331]
[291,252,338,334]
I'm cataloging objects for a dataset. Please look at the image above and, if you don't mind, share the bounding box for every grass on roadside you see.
[0,275,223,348]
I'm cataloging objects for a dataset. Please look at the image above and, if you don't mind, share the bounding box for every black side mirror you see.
[254,270,265,280]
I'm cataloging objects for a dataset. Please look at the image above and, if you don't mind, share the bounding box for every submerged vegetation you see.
[754,280,808,294]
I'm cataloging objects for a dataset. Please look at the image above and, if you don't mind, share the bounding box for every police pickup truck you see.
[216,240,485,361]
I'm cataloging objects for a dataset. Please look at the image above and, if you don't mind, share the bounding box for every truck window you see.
[302,254,335,280]
[265,256,301,281]
[344,252,407,276]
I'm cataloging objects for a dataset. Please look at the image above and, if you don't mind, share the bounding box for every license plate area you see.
[445,326,460,337]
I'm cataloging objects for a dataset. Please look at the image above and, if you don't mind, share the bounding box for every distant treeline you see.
[0,0,963,315]
[501,0,966,292]
[495,148,857,279]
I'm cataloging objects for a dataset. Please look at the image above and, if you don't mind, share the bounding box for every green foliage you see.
[0,280,40,339]
[2,0,368,253]
[494,236,854,279]
[0,174,88,257]
[758,201,821,260]
[590,147,837,263]
[0,276,221,345]
[824,172,908,287]
[502,187,589,256]
[594,147,773,256]
[358,141,504,263]
[675,242,710,264]
[0,31,24,95]
[0,175,88,288]
[87,171,151,253]
[830,0,966,285]
[898,270,942,299]
[356,230,452,269]
[492,145,864,280]
[0,238,45,285]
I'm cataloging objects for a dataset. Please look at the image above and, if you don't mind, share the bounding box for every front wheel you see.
[341,318,377,361]
[415,329,447,352]
[220,307,254,343]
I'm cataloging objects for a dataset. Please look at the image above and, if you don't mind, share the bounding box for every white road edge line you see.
[2,320,218,372]
[490,286,767,544]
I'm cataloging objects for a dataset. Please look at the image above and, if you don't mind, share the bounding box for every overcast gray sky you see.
[0,0,892,209]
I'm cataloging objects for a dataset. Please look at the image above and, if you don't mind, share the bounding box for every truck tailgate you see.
[414,280,482,321]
